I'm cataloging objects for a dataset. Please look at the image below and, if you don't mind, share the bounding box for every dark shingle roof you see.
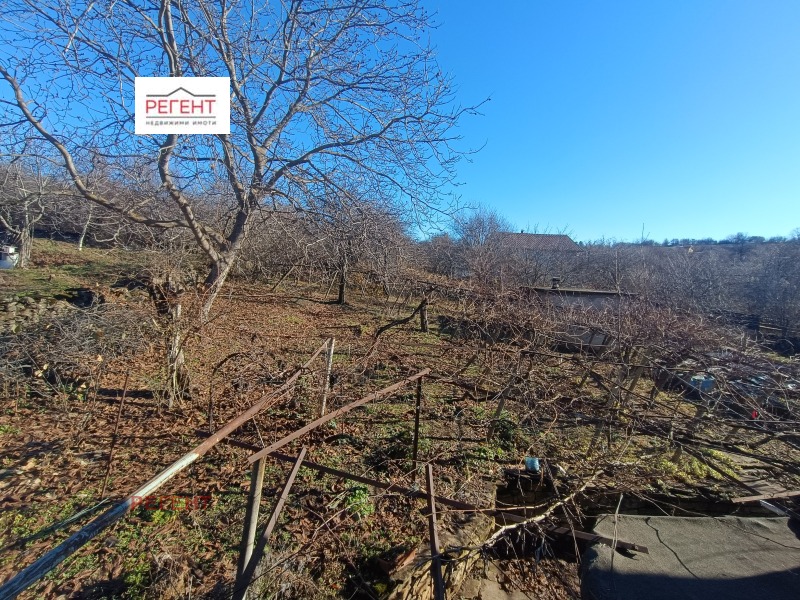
[496,233,582,253]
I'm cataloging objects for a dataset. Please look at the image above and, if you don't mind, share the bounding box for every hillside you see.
[0,240,798,599]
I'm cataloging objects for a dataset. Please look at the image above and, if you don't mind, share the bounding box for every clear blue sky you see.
[427,0,800,242]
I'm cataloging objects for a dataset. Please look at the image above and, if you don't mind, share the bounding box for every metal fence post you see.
[426,464,445,600]
[320,338,335,417]
[236,457,267,599]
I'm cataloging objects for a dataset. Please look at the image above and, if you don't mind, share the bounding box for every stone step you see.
[459,577,530,600]
[457,563,529,600]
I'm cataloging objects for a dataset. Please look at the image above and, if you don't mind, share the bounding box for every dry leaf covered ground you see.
[1,240,798,599]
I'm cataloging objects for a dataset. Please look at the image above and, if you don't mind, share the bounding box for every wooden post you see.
[166,301,186,410]
[236,457,267,598]
[233,448,307,600]
[487,356,522,442]
[623,365,644,406]
[411,377,423,483]
[419,297,429,332]
[426,464,446,600]
[319,338,335,417]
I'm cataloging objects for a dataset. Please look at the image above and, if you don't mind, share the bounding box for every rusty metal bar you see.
[426,464,446,600]
[0,341,329,600]
[233,448,307,600]
[269,449,480,511]
[268,449,649,554]
[411,377,423,483]
[248,369,431,464]
[201,436,649,554]
[260,448,307,548]
[236,457,267,597]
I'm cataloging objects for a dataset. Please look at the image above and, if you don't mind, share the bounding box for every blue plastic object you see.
[524,457,541,473]
[690,375,715,393]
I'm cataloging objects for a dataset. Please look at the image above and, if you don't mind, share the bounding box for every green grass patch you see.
[3,239,142,299]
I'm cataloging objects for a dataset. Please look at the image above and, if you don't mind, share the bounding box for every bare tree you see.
[307,198,408,303]
[743,243,800,335]
[0,160,63,267]
[37,167,158,250]
[233,210,312,284]
[453,206,513,288]
[423,232,461,278]
[0,0,477,319]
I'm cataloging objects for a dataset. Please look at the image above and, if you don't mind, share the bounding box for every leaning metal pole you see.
[0,341,329,600]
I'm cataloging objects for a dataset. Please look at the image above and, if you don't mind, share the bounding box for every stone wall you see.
[0,295,74,334]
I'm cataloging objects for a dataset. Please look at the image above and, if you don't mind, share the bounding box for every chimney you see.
[551,277,561,290]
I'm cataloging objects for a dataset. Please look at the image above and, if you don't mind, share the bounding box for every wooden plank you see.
[0,341,329,600]
[731,489,800,504]
[248,369,430,464]
[544,526,649,554]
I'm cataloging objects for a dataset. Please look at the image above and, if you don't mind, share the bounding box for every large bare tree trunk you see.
[166,303,190,409]
[14,226,32,269]
[77,206,92,252]
[148,275,191,406]
[337,264,347,305]
[202,258,234,322]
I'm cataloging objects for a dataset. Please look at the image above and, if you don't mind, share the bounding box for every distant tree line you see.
[657,232,800,247]
[2,164,798,334]
[419,206,800,335]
